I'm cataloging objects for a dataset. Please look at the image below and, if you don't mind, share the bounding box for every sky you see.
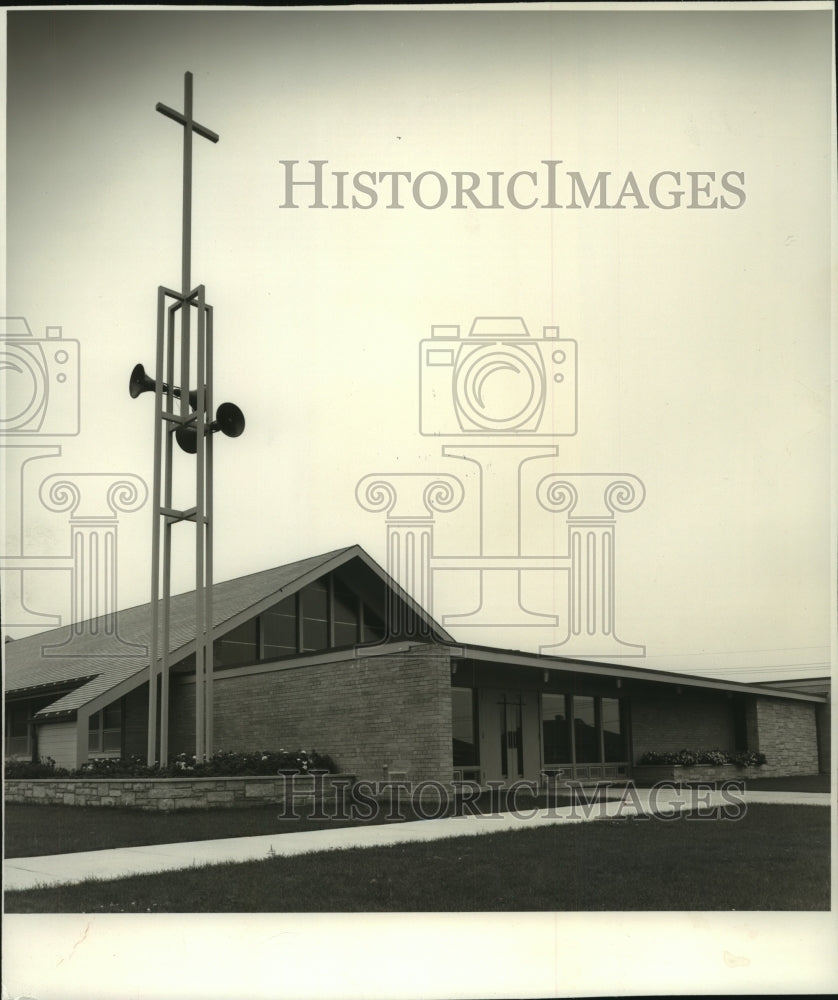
[2,7,834,683]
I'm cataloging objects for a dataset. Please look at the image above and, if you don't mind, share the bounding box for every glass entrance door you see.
[499,693,524,780]
[478,688,540,784]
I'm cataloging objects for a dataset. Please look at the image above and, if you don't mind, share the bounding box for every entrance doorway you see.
[478,688,540,784]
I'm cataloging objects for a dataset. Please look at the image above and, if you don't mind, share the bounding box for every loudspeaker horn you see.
[129,363,200,409]
[215,402,246,438]
[174,402,246,454]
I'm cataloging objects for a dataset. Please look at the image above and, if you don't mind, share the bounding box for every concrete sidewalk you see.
[4,788,830,892]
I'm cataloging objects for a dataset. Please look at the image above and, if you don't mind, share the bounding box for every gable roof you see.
[4,544,452,718]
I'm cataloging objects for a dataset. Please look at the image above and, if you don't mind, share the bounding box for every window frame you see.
[213,573,389,670]
[4,703,32,758]
[87,700,123,756]
[541,693,629,767]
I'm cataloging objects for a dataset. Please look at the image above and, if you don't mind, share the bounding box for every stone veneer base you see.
[4,774,354,811]
[632,764,803,783]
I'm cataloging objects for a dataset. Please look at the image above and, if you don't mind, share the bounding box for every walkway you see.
[4,787,830,892]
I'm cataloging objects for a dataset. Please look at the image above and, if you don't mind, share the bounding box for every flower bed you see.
[4,748,337,781]
[633,748,767,785]
[638,749,766,768]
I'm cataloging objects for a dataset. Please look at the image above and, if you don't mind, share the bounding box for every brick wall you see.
[168,647,454,784]
[752,696,819,776]
[630,690,736,763]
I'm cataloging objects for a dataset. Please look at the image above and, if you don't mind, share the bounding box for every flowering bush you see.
[4,748,338,779]
[638,748,766,767]
[730,749,767,767]
[80,755,163,777]
[170,748,337,776]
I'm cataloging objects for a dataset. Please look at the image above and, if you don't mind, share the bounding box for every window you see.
[5,704,31,757]
[542,693,629,766]
[333,578,360,647]
[542,693,571,764]
[300,580,329,651]
[361,603,386,645]
[88,701,122,754]
[601,697,626,762]
[214,618,258,667]
[211,573,391,669]
[261,595,297,659]
[573,696,598,763]
[452,688,479,766]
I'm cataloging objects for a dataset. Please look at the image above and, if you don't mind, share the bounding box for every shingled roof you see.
[4,545,450,719]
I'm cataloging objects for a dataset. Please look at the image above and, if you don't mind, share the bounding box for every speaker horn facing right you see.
[175,402,246,454]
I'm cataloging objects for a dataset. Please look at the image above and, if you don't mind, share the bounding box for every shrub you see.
[78,755,162,778]
[3,757,70,779]
[638,748,766,767]
[170,748,337,776]
[4,749,339,780]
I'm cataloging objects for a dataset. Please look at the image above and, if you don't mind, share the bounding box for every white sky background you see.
[2,8,834,682]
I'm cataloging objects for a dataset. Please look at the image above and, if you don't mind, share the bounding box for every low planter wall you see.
[633,764,761,784]
[4,773,355,811]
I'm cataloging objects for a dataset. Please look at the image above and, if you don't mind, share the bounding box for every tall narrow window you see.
[102,702,122,752]
[300,580,329,651]
[573,695,598,763]
[601,697,626,762]
[451,688,479,767]
[333,579,360,647]
[542,693,571,764]
[262,594,298,659]
[5,705,30,757]
[361,602,386,644]
[88,701,122,754]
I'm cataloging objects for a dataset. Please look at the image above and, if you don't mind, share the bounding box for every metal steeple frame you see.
[131,72,244,766]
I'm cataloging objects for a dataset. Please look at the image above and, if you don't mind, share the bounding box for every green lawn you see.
[4,804,830,912]
[4,789,584,858]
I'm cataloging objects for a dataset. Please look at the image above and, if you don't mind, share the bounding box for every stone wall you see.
[4,774,353,811]
[633,764,756,784]
[753,696,820,776]
[816,701,830,773]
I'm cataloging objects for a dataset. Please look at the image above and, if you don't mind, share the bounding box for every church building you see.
[4,545,829,784]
